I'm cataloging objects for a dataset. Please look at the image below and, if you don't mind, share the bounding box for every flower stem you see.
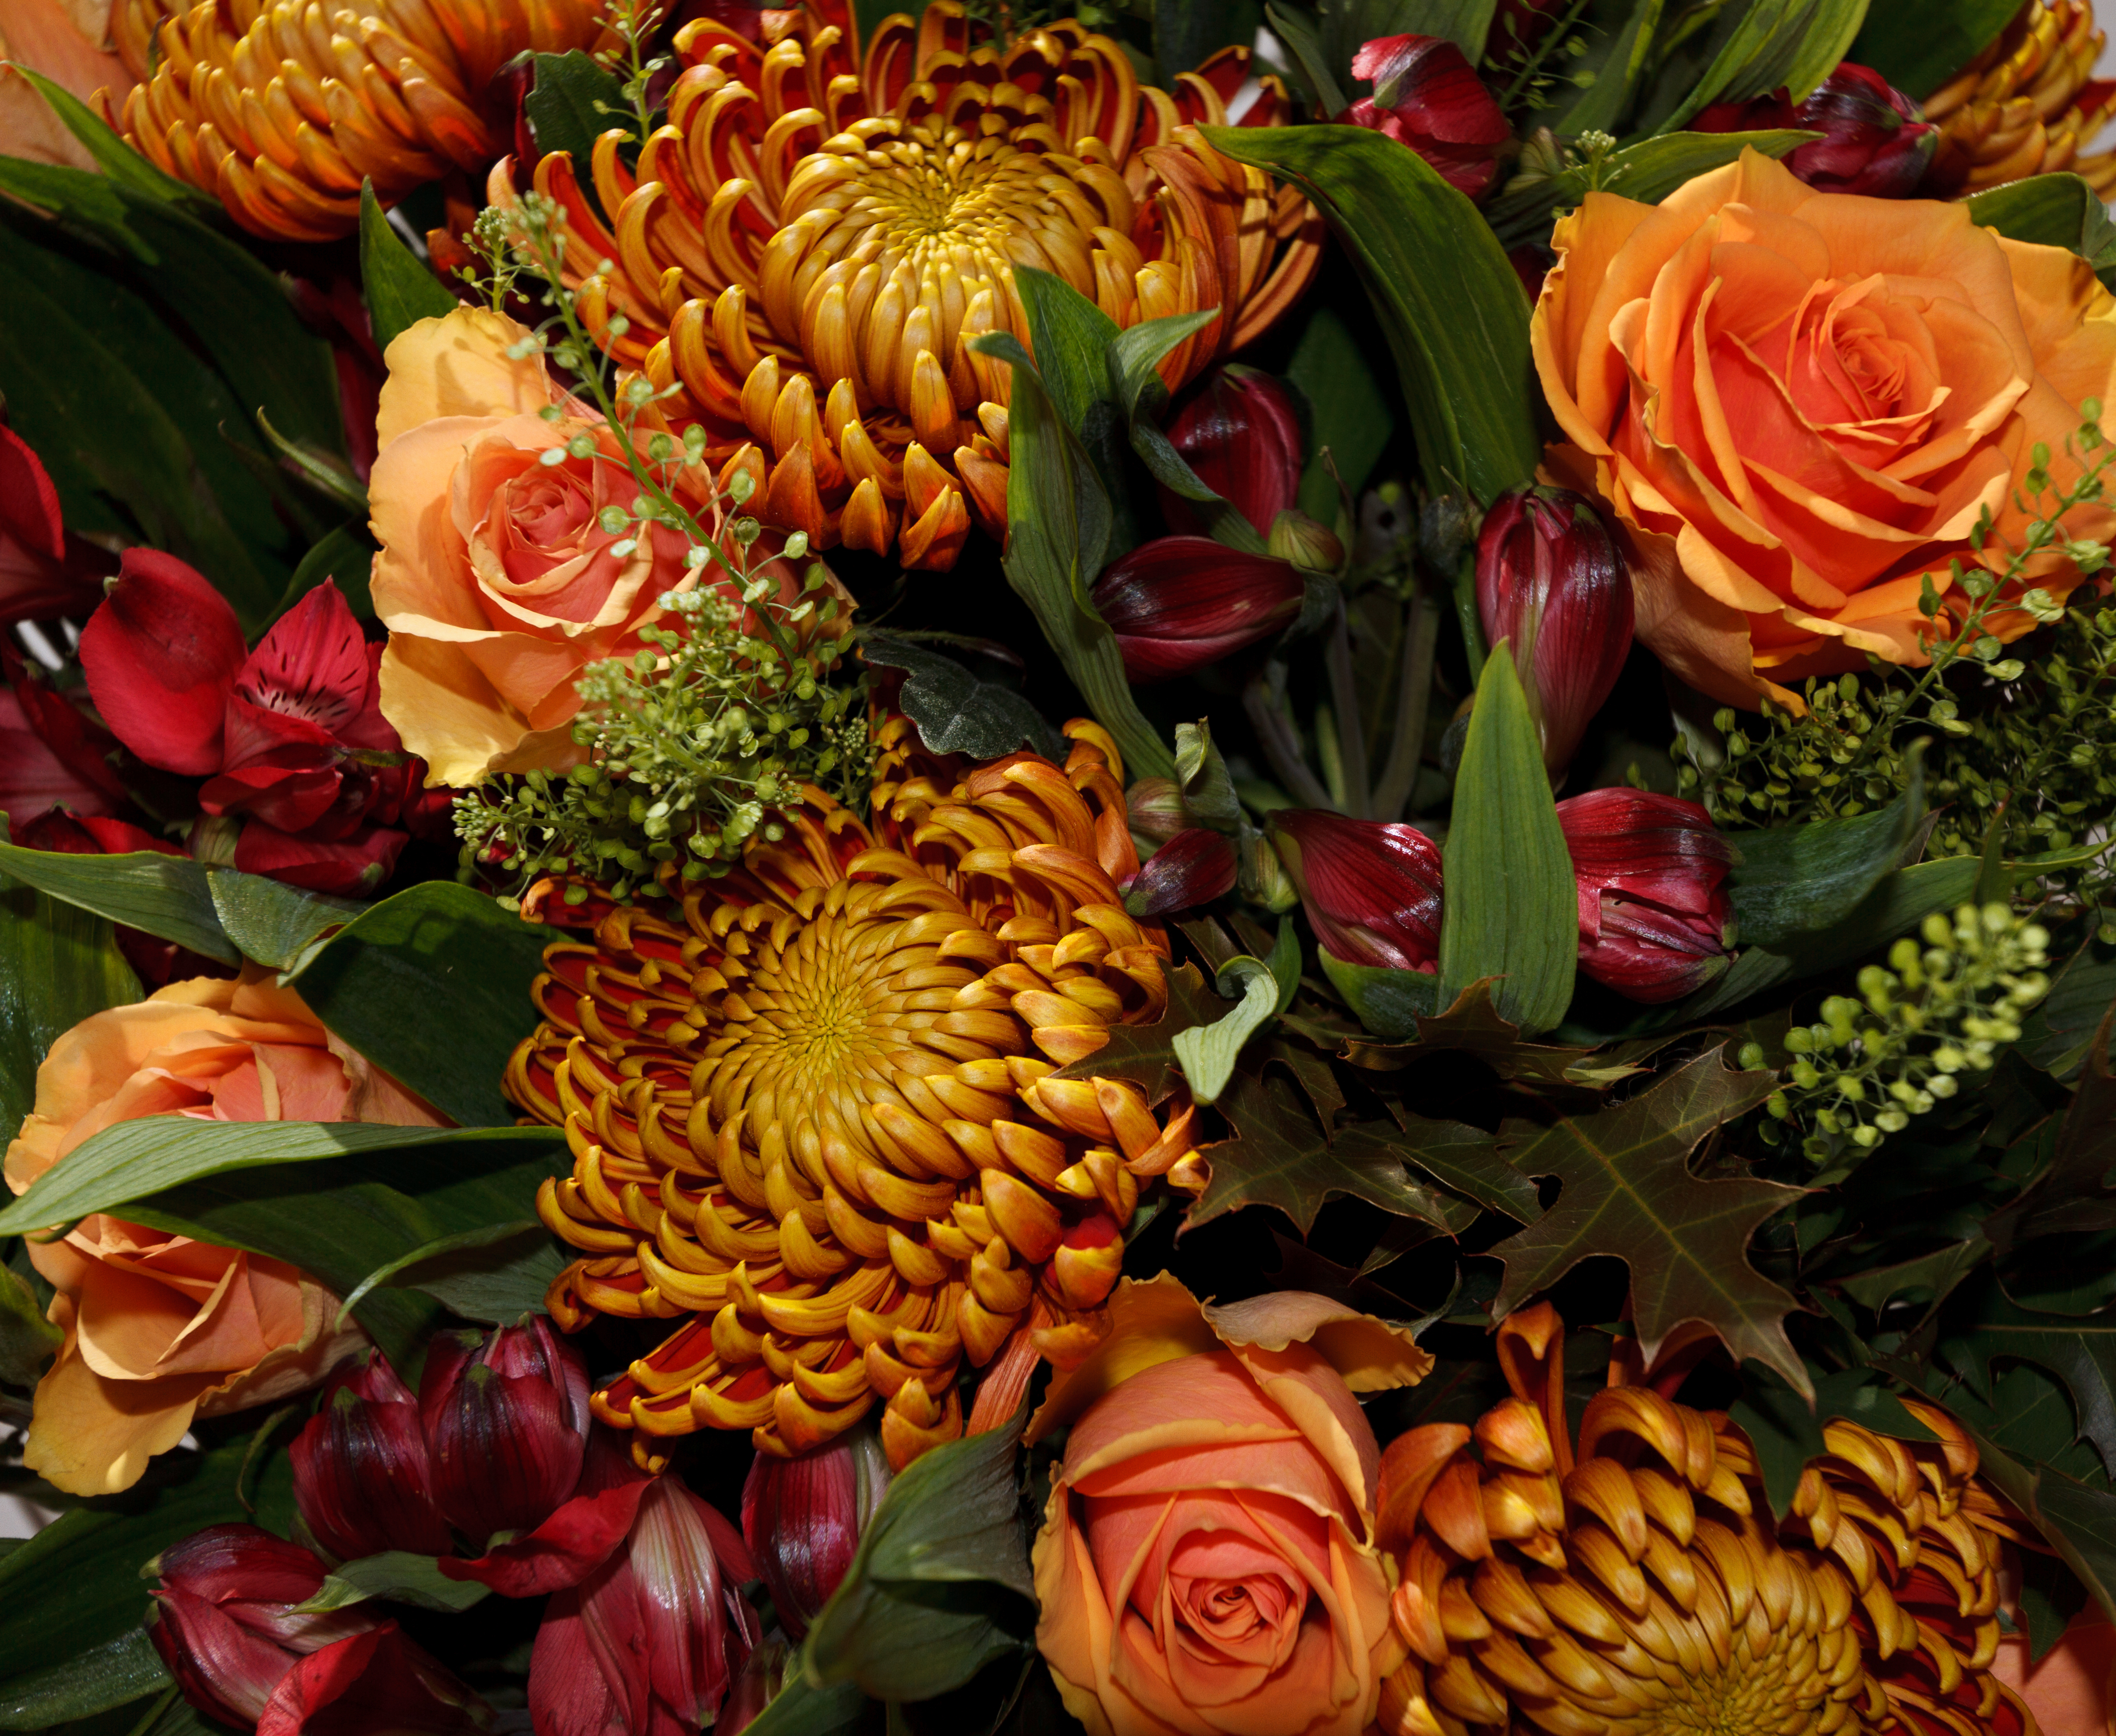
[1453,549,1487,686]
[1326,593,1371,818]
[1374,587,1443,821]
[1245,667,1335,810]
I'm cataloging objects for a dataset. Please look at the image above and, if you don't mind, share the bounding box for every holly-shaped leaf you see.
[1489,1048,1808,1394]
[1186,1071,1480,1238]
[1055,960,1232,1106]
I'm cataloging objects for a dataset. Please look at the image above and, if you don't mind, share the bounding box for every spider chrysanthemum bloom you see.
[1373,1307,2038,1736]
[500,0,1320,569]
[114,0,614,240]
[509,716,1200,1470]
[1924,0,2116,197]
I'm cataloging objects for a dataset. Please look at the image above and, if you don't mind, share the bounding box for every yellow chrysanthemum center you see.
[512,721,1201,1469]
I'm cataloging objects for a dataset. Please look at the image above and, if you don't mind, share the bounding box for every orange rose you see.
[4,970,445,1495]
[1533,149,2116,709]
[1028,1276,1430,1736]
[371,307,787,787]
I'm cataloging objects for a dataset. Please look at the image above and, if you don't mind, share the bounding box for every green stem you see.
[1325,595,1371,818]
[1373,587,1443,821]
[1454,548,1487,686]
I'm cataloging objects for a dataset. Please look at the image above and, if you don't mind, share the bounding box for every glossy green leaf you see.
[1551,0,1664,134]
[804,1412,1034,1699]
[276,522,378,623]
[523,51,626,200]
[0,1122,563,1238]
[336,1219,566,1327]
[1262,2,1346,114]
[358,181,456,352]
[0,1629,168,1729]
[1730,1367,1936,1519]
[737,1668,872,1736]
[859,631,1064,760]
[1967,173,2116,288]
[1205,125,1536,507]
[1643,0,1871,131]
[0,842,234,965]
[1964,1426,2116,1623]
[1849,0,2018,98]
[1287,306,1393,518]
[1438,647,1576,1037]
[295,1550,489,1615]
[0,1262,60,1390]
[0,877,142,1147]
[1318,951,1440,1039]
[207,873,362,971]
[1724,763,1924,950]
[285,882,552,1128]
[2017,936,2116,1079]
[0,1438,294,1686]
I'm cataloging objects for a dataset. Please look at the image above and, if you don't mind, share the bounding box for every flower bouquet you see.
[5,0,2116,1730]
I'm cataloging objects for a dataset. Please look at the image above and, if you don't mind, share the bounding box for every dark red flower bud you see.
[255,1623,494,1735]
[1694,63,1935,197]
[291,1349,452,1562]
[1557,789,1736,1003]
[1091,537,1306,683]
[419,1318,591,1547]
[1123,828,1238,918]
[1476,485,1634,776]
[741,1426,890,1639]
[1338,35,1513,201]
[1270,809,1444,973]
[1160,367,1304,539]
[147,1525,384,1726]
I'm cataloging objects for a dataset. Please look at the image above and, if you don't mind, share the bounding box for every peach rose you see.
[1028,1276,1431,1736]
[370,307,736,787]
[4,970,445,1495]
[1533,149,2116,710]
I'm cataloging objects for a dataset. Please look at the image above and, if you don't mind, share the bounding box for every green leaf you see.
[1,67,219,211]
[1204,125,1536,507]
[1961,1425,2116,1623]
[1154,0,1264,82]
[972,330,1173,782]
[0,1630,168,1729]
[0,1437,293,1686]
[0,1260,60,1389]
[358,181,456,353]
[207,872,362,971]
[337,1220,566,1327]
[859,632,1064,760]
[523,51,627,189]
[1641,0,1871,132]
[1390,1115,1540,1222]
[0,877,141,1147]
[1725,763,1923,950]
[294,1550,490,1615]
[1551,0,1664,134]
[1944,1297,2116,1481]
[0,842,236,966]
[1986,1021,2116,1254]
[1172,958,1280,1106]
[1729,1366,1936,1520]
[275,522,378,623]
[1185,1069,1479,1237]
[2017,936,2116,1080]
[1849,0,2018,99]
[1967,173,2116,288]
[1336,977,1626,1089]
[1490,1048,1808,1393]
[0,1122,565,1239]
[738,1669,874,1736]
[1051,961,1231,1104]
[284,882,552,1128]
[1319,952,1439,1039]
[1438,647,1576,1037]
[1485,130,1818,251]
[804,1411,1035,1700]
[1262,3,1346,115]
[1308,0,1497,84]
[1286,306,1394,518]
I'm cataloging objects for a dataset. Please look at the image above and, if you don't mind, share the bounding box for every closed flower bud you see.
[1338,35,1513,201]
[1695,62,1935,197]
[1271,810,1444,972]
[741,1426,891,1639]
[1160,367,1304,539]
[1090,537,1306,683]
[1238,829,1301,914]
[1558,789,1737,1003]
[1126,777,1192,847]
[1124,828,1238,918]
[419,1319,591,1547]
[291,1350,452,1562]
[1476,485,1635,776]
[1266,509,1346,572]
[147,1525,383,1725]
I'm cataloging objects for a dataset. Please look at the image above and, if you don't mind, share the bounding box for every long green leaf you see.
[284,882,552,1128]
[359,182,456,352]
[0,1631,167,1730]
[1725,762,1923,950]
[3,67,220,212]
[1287,306,1393,516]
[0,1122,562,1238]
[1204,125,1536,507]
[0,879,140,1147]
[1551,0,1664,134]
[1967,174,2116,290]
[0,842,235,965]
[1849,0,2018,99]
[1439,647,1576,1036]
[1485,129,1817,251]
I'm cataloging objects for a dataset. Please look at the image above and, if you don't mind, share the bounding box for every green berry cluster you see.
[1754,903,2051,1169]
[454,569,874,906]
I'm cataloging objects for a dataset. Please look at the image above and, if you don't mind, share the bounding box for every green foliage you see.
[358,182,454,352]
[858,632,1064,761]
[0,877,139,1147]
[1848,0,2018,99]
[1763,904,2053,1166]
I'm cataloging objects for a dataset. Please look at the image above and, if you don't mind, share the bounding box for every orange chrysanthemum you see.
[508,716,1200,1470]
[1925,0,2116,197]
[498,0,1320,569]
[1374,1307,2039,1736]
[115,0,613,240]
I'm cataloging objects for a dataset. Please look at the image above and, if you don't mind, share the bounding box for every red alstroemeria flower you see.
[1091,537,1307,683]
[1271,809,1445,972]
[1557,788,1738,1002]
[77,551,440,894]
[0,421,107,626]
[419,1319,592,1549]
[1,641,130,823]
[291,1349,453,1564]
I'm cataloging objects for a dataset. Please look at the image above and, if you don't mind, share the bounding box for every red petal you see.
[237,582,374,747]
[78,550,245,775]
[530,1585,645,1736]
[254,1624,489,1736]
[232,820,406,894]
[440,1478,652,1597]
[0,424,64,561]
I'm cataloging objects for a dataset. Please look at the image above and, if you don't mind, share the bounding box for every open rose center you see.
[507,473,596,552]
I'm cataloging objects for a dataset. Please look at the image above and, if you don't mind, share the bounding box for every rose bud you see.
[1270,810,1443,972]
[1091,537,1306,683]
[1123,828,1238,918]
[1695,63,1935,197]
[1475,484,1635,777]
[741,1426,890,1639]
[1338,35,1513,201]
[291,1349,453,1562]
[419,1319,592,1547]
[147,1525,384,1726]
[1557,789,1737,1003]
[1160,366,1303,539]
